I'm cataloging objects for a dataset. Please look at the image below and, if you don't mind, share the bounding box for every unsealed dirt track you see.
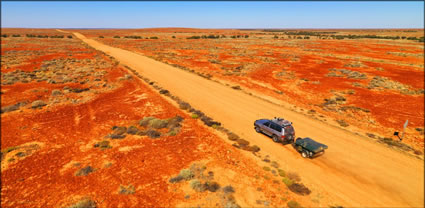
[74,32,424,207]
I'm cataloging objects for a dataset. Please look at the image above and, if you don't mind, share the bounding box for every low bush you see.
[205,181,220,192]
[112,126,127,135]
[93,140,112,150]
[67,198,96,208]
[278,169,286,177]
[118,184,135,195]
[287,200,301,208]
[187,35,201,39]
[98,36,104,38]
[246,145,260,153]
[336,119,349,127]
[67,35,73,38]
[190,179,206,192]
[231,85,241,90]
[289,183,311,195]
[12,34,21,37]
[178,102,191,110]
[179,169,194,180]
[287,172,301,182]
[282,177,294,186]
[127,126,139,135]
[139,117,155,127]
[191,114,199,119]
[31,100,47,109]
[75,166,94,176]
[149,118,168,129]
[49,35,64,38]
[263,166,271,171]
[146,129,161,138]
[227,132,239,141]
[236,139,249,147]
[222,185,235,193]
[150,36,158,39]
[113,35,120,38]
[169,175,183,183]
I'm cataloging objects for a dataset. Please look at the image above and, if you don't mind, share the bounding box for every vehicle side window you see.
[263,121,270,127]
[271,122,282,132]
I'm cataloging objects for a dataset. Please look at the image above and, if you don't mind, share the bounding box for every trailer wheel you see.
[272,135,279,142]
[302,150,309,158]
[255,127,261,133]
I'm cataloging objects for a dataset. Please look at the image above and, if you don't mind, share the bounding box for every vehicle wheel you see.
[301,151,308,158]
[255,127,261,133]
[272,135,279,142]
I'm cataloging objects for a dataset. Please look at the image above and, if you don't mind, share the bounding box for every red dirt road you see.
[74,32,424,207]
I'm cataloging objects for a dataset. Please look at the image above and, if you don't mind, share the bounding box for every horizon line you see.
[2,27,424,30]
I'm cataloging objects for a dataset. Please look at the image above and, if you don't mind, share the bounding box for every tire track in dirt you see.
[73,32,424,207]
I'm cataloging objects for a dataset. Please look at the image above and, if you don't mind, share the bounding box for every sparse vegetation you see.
[118,184,135,195]
[287,200,302,208]
[67,198,96,208]
[336,119,349,127]
[75,166,94,176]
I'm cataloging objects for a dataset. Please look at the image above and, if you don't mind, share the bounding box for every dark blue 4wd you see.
[254,117,295,144]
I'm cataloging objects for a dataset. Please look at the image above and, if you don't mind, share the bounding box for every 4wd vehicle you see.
[254,117,295,144]
[293,137,328,158]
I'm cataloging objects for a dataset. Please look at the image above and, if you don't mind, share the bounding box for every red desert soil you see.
[80,28,424,151]
[1,29,315,207]
[74,31,424,207]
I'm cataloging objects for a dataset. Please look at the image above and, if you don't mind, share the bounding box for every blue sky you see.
[1,1,424,29]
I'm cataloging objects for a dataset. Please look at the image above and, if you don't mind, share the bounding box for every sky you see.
[1,1,424,29]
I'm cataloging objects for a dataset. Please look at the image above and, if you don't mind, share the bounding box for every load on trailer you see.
[293,137,328,158]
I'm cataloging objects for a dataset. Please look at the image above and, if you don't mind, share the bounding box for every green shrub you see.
[179,169,194,180]
[167,128,179,136]
[67,35,73,38]
[139,117,155,127]
[94,140,112,150]
[12,34,21,37]
[150,36,158,39]
[282,177,293,186]
[191,114,199,119]
[149,118,168,129]
[67,198,96,208]
[236,139,249,147]
[2,146,19,153]
[227,132,239,141]
[222,185,235,193]
[50,35,64,38]
[75,166,94,176]
[278,169,286,177]
[113,35,120,38]
[263,166,271,171]
[246,145,260,152]
[127,126,139,135]
[187,35,201,39]
[205,181,220,192]
[289,183,311,195]
[190,179,206,192]
[99,36,104,38]
[287,200,301,208]
[146,130,161,138]
[119,184,135,195]
[1,34,9,38]
[336,119,349,127]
